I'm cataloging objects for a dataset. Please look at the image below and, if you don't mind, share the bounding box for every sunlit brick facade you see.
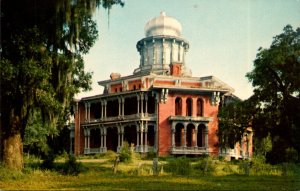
[68,12,252,159]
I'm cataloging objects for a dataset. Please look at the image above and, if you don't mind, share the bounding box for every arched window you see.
[133,85,136,90]
[175,97,182,116]
[175,123,184,146]
[186,98,192,116]
[197,98,203,116]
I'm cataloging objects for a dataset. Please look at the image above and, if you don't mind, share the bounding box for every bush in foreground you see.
[165,157,192,175]
[61,154,85,175]
[119,142,132,162]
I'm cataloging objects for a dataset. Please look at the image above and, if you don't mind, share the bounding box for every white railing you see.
[219,148,250,160]
[84,147,107,154]
[170,146,208,155]
[84,113,157,124]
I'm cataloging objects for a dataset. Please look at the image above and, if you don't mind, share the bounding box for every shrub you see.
[56,150,69,161]
[146,148,157,160]
[194,156,216,174]
[93,153,105,159]
[245,155,279,175]
[41,152,56,169]
[285,147,298,163]
[165,157,192,175]
[119,142,132,162]
[105,150,118,162]
[0,163,24,181]
[24,154,41,170]
[62,154,85,175]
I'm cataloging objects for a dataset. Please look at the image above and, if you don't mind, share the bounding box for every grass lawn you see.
[1,157,299,190]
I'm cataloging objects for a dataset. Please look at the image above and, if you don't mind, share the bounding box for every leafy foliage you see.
[165,157,192,175]
[62,155,85,175]
[246,25,300,163]
[218,25,300,164]
[218,98,255,149]
[119,142,132,162]
[0,0,124,169]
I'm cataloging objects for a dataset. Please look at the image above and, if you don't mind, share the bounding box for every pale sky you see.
[76,0,300,100]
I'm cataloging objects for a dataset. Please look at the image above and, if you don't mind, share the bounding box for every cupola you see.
[144,12,182,37]
[134,12,191,76]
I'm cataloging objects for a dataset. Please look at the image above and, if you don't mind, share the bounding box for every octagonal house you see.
[69,12,253,160]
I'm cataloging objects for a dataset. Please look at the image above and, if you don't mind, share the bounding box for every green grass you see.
[0,157,299,190]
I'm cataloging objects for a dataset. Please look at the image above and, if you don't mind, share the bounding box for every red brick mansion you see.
[69,12,252,159]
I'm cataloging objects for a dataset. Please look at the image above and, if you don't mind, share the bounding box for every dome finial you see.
[160,11,166,16]
[144,12,182,37]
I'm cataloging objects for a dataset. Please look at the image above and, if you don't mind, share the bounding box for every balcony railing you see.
[170,146,208,155]
[219,148,250,159]
[84,146,153,155]
[85,113,156,124]
[84,147,107,154]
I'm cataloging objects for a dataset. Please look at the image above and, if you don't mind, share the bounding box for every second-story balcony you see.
[83,113,157,125]
[170,146,208,155]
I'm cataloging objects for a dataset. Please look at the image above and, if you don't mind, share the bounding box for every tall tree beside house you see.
[0,0,124,170]
[218,97,256,150]
[246,25,300,163]
[218,25,300,163]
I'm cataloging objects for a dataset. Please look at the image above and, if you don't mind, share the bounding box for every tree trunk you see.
[3,131,23,170]
[2,113,24,170]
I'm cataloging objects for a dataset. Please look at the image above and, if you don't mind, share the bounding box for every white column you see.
[171,123,175,147]
[183,123,187,147]
[118,98,121,116]
[136,124,140,148]
[88,103,91,122]
[100,128,103,148]
[104,100,107,118]
[162,39,165,65]
[84,129,87,149]
[140,93,144,117]
[195,123,198,147]
[84,103,88,121]
[205,124,209,149]
[121,97,125,116]
[87,129,90,149]
[145,94,148,116]
[144,122,148,152]
[121,126,124,147]
[104,128,107,148]
[101,101,104,119]
[140,122,144,152]
[137,95,140,115]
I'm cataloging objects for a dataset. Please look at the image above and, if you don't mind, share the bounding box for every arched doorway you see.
[147,125,155,147]
[186,124,196,147]
[197,124,206,147]
[175,123,184,147]
[90,128,101,148]
[124,125,137,146]
[124,97,138,115]
[106,127,118,151]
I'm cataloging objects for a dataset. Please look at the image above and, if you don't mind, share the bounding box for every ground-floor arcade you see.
[73,121,157,155]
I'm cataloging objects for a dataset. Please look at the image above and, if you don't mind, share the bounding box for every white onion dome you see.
[144,12,182,37]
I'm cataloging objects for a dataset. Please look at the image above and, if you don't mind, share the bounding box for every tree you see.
[0,0,124,170]
[218,97,255,149]
[246,25,300,163]
[218,25,300,163]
